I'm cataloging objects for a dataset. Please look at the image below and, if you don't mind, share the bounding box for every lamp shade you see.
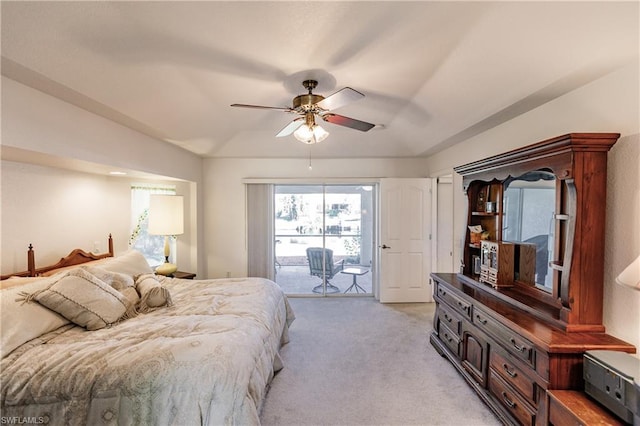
[616,255,640,290]
[148,195,184,236]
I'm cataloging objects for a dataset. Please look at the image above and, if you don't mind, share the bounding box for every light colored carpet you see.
[260,297,501,426]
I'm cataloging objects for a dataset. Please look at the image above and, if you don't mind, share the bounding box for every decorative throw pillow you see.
[1,277,70,358]
[20,269,128,331]
[135,273,173,313]
[82,265,139,318]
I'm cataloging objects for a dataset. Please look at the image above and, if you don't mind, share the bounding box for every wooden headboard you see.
[0,234,114,280]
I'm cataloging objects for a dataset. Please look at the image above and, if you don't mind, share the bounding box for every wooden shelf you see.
[471,211,499,216]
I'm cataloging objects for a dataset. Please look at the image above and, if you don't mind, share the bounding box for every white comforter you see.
[1,277,294,426]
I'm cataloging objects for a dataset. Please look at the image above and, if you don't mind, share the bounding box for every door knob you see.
[380,244,391,249]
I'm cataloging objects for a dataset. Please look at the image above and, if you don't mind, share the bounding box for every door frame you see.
[431,175,454,272]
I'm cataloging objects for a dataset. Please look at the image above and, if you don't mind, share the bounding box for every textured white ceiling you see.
[2,1,638,159]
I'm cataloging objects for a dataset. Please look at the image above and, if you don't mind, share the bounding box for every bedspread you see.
[1,277,294,426]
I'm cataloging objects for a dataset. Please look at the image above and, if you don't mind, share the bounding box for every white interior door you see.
[379,178,431,303]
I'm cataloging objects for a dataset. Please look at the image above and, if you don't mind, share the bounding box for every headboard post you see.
[28,244,35,277]
[108,234,114,256]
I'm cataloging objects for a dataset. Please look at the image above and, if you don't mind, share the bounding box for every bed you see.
[0,236,294,425]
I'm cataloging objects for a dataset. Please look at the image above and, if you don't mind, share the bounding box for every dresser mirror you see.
[503,170,556,291]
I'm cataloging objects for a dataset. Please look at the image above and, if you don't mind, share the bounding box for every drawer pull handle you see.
[457,301,468,312]
[510,338,527,353]
[444,333,453,343]
[502,363,518,378]
[501,391,517,409]
[444,313,452,323]
[439,289,447,296]
[475,314,487,325]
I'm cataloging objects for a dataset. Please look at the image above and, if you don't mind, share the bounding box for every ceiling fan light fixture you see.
[293,123,329,144]
[293,112,329,144]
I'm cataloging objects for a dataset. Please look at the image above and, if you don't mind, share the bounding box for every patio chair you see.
[306,247,344,294]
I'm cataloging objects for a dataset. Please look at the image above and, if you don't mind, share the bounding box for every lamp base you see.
[155,262,178,276]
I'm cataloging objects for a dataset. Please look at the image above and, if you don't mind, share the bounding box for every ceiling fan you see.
[231,80,375,144]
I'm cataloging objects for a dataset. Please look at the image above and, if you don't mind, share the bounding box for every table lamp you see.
[616,254,640,291]
[148,195,184,276]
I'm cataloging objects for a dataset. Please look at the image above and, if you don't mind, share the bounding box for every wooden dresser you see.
[430,134,636,425]
[430,273,633,425]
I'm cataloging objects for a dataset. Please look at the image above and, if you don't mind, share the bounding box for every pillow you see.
[20,269,128,331]
[99,250,153,277]
[135,273,173,313]
[81,265,133,288]
[82,265,139,318]
[0,275,41,290]
[1,276,70,358]
[40,260,105,277]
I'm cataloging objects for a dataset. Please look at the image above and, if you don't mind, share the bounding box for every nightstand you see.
[157,271,196,280]
[172,271,196,279]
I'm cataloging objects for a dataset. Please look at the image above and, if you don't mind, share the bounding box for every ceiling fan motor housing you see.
[293,94,325,112]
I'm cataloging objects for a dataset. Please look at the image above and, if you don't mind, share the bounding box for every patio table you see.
[341,267,369,293]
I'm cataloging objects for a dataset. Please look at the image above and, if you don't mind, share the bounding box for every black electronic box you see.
[584,350,639,424]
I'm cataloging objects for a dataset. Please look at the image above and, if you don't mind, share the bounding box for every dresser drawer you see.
[473,308,535,367]
[490,350,537,405]
[437,304,462,335]
[438,322,461,358]
[489,370,536,426]
[436,283,472,320]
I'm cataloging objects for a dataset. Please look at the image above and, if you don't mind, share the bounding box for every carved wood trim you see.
[454,133,619,185]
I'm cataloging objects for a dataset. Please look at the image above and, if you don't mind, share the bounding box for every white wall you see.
[1,78,205,277]
[424,60,640,348]
[1,161,128,272]
[0,161,197,276]
[604,135,640,348]
[203,157,429,278]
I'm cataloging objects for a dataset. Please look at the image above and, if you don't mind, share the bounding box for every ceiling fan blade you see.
[231,103,293,112]
[322,114,375,132]
[316,87,365,111]
[276,118,304,137]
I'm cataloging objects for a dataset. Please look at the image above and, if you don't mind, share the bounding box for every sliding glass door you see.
[274,184,374,296]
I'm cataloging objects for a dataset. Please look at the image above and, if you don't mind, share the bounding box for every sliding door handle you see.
[380,244,391,249]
